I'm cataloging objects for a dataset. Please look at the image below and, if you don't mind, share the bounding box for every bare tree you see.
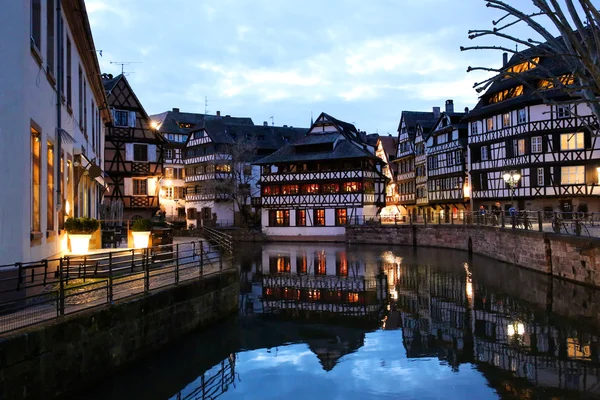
[461,0,600,125]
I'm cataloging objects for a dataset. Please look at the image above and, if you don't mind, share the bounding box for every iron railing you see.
[176,354,237,400]
[346,211,600,238]
[0,240,232,335]
[203,227,234,253]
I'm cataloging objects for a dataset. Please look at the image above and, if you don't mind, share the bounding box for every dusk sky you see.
[87,0,551,135]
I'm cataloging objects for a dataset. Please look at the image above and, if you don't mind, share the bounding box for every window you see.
[165,167,174,179]
[505,57,539,75]
[314,209,326,226]
[262,185,280,196]
[518,109,527,124]
[215,164,231,172]
[243,165,252,175]
[537,168,544,186]
[165,149,173,160]
[66,36,72,107]
[114,110,130,127]
[46,0,55,74]
[561,166,585,184]
[336,252,348,276]
[471,122,478,135]
[163,186,173,198]
[31,128,41,233]
[296,254,307,274]
[296,210,306,226]
[488,85,524,104]
[322,183,339,193]
[133,179,147,195]
[269,256,290,273]
[343,182,361,193]
[262,165,271,175]
[531,136,542,153]
[335,209,347,226]
[557,105,572,119]
[133,144,148,161]
[503,113,511,127]
[47,143,54,231]
[269,210,289,227]
[513,139,525,156]
[282,185,299,195]
[31,0,41,50]
[539,74,575,89]
[561,133,584,150]
[487,118,494,131]
[481,146,489,161]
[301,184,319,194]
[314,251,326,275]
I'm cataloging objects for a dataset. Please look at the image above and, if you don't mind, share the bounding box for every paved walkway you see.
[0,239,234,335]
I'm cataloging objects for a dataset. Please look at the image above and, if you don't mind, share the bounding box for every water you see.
[63,243,600,400]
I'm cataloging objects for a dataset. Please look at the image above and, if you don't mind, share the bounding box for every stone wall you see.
[347,225,600,287]
[0,270,239,400]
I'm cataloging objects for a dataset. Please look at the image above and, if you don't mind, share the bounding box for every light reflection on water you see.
[63,243,600,400]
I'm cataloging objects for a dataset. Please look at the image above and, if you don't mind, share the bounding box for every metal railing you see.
[177,354,236,400]
[203,227,234,253]
[0,240,232,335]
[346,211,600,238]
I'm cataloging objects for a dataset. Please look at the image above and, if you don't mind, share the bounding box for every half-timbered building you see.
[465,49,600,214]
[426,100,470,222]
[394,110,436,220]
[254,113,387,239]
[1,0,110,264]
[102,74,166,221]
[183,118,305,228]
[376,136,400,221]
[415,116,438,221]
[151,109,254,220]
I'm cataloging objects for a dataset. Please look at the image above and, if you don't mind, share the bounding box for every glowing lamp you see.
[597,167,600,185]
[149,120,160,130]
[69,234,92,254]
[65,200,71,216]
[132,231,151,249]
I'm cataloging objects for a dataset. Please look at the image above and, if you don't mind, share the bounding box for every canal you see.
[62,243,600,400]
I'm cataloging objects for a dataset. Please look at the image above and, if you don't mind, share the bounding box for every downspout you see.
[55,0,63,219]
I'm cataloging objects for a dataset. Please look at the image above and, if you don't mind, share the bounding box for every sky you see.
[87,0,547,135]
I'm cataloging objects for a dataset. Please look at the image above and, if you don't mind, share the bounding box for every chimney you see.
[464,107,469,113]
[445,99,454,113]
[216,110,221,117]
[172,107,180,113]
[263,121,268,126]
[283,125,287,128]
[503,52,508,67]
[433,107,441,118]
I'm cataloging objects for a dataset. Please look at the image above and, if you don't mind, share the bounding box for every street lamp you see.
[503,170,521,207]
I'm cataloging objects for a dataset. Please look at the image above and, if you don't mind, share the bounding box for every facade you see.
[395,111,436,220]
[426,100,470,222]
[102,74,166,221]
[151,109,255,220]
[254,113,387,238]
[183,118,305,228]
[414,117,437,221]
[0,0,110,264]
[465,50,600,214]
[376,136,400,221]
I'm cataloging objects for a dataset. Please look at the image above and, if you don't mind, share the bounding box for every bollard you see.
[538,211,543,232]
[501,213,505,228]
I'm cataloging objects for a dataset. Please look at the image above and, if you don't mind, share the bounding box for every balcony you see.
[416,197,428,205]
[261,170,378,183]
[416,176,427,185]
[397,171,415,182]
[398,193,415,203]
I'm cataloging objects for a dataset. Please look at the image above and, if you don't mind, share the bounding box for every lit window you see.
[215,164,231,172]
[488,85,524,104]
[308,289,321,301]
[539,74,575,89]
[314,251,326,274]
[296,254,307,274]
[336,252,348,276]
[505,57,540,76]
[269,210,289,226]
[165,167,174,179]
[335,209,347,226]
[531,136,542,153]
[301,184,319,194]
[282,185,299,195]
[513,139,526,156]
[560,133,584,150]
[322,183,339,193]
[31,128,41,233]
[487,118,494,131]
[561,166,585,184]
[314,209,326,226]
[503,113,511,127]
[348,293,359,303]
[296,210,306,226]
[343,182,361,193]
[47,142,54,231]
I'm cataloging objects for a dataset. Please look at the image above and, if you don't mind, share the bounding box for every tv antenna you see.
[270,116,274,127]
[110,61,142,75]
[205,96,209,115]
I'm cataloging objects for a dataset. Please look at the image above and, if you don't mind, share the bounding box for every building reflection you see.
[240,243,388,321]
[391,257,600,395]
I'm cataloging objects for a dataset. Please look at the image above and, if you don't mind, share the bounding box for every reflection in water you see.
[63,243,600,400]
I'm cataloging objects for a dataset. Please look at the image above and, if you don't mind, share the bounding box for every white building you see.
[0,0,109,265]
[254,113,387,239]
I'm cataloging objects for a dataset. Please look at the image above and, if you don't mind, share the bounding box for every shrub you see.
[65,217,100,234]
[132,218,153,232]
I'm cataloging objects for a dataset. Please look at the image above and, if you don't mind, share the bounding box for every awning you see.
[74,153,108,189]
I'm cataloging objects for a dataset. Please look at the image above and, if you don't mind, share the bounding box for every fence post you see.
[538,211,543,232]
[511,214,516,230]
[175,243,180,284]
[219,249,223,272]
[524,213,530,230]
[43,259,48,285]
[144,248,150,293]
[424,213,427,226]
[438,213,441,225]
[574,212,581,237]
[200,240,204,277]
[58,258,65,316]
[409,213,413,226]
[65,256,70,285]
[108,252,113,303]
[131,249,135,272]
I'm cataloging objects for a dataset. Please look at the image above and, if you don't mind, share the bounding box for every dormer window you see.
[113,109,135,127]
[488,85,524,104]
[505,57,540,77]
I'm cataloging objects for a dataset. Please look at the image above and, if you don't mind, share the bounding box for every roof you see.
[253,136,378,165]
[378,136,397,156]
[102,74,121,94]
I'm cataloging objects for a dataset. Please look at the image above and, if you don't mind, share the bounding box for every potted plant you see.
[65,217,100,253]
[131,218,153,249]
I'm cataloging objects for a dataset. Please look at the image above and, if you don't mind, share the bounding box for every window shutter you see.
[554,167,561,185]
[505,140,514,158]
[124,178,132,196]
[585,164,596,184]
[111,108,116,122]
[472,146,481,163]
[584,131,592,149]
[552,134,561,152]
[544,166,551,186]
[125,143,134,161]
[128,111,136,128]
[542,135,549,153]
[148,144,157,162]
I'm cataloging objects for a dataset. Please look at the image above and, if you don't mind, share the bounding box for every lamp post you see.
[502,170,521,207]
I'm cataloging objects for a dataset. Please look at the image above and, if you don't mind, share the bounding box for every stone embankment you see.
[347,225,600,287]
